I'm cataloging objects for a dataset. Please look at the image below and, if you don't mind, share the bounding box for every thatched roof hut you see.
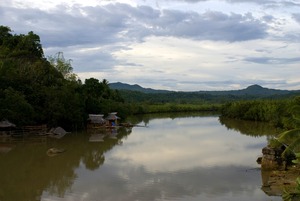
[105,112,120,126]
[87,114,107,129]
[0,120,16,135]
[105,112,120,121]
[0,120,16,129]
[88,114,106,124]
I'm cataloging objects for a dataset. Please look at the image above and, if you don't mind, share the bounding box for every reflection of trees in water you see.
[0,142,78,201]
[83,127,131,170]
[47,170,77,197]
[127,112,219,127]
[219,116,282,137]
[83,150,105,170]
[0,126,132,201]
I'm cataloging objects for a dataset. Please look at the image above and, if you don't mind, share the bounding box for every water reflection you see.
[0,113,282,201]
[126,112,219,127]
[75,163,264,201]
[219,116,282,137]
[111,116,268,171]
[0,127,132,201]
[105,114,281,201]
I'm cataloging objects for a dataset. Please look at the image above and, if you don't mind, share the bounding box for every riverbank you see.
[259,145,300,199]
[261,166,300,197]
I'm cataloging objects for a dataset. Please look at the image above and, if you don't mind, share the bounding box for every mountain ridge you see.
[109,82,297,96]
[109,82,171,93]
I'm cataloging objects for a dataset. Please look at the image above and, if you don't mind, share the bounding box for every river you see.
[0,113,283,201]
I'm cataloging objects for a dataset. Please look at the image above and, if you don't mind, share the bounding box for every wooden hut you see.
[87,114,106,129]
[105,112,120,127]
[0,120,16,136]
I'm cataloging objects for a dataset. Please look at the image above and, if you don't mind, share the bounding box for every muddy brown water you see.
[0,113,283,201]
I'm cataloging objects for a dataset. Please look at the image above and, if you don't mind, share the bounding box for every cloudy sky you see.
[0,0,300,91]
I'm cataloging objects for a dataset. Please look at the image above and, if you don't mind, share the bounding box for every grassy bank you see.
[128,103,222,114]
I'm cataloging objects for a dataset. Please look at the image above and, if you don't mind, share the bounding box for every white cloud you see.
[0,0,299,90]
[108,117,263,172]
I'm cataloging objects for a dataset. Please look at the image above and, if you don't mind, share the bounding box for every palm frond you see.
[288,138,300,153]
[278,129,300,145]
[282,137,300,158]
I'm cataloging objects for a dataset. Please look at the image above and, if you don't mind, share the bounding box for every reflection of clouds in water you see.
[108,116,265,172]
[46,163,279,201]
[41,116,280,201]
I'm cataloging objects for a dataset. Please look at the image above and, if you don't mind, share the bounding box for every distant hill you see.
[195,84,293,97]
[235,84,291,96]
[109,82,171,93]
[110,82,296,96]
[109,82,300,103]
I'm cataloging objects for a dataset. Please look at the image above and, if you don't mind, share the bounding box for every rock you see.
[261,146,285,171]
[47,127,69,139]
[256,157,262,164]
[258,146,300,197]
[47,147,66,156]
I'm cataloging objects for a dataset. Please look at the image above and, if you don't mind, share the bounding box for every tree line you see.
[0,26,126,129]
[220,97,300,129]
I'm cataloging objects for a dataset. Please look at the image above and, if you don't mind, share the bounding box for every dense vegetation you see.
[0,26,125,129]
[117,90,236,104]
[220,97,300,129]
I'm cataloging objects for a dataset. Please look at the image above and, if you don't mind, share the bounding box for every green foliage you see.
[0,25,125,129]
[282,97,300,129]
[282,155,300,201]
[0,28,43,60]
[0,87,34,126]
[117,90,233,104]
[221,99,294,128]
[48,52,77,81]
[292,153,300,164]
[82,78,124,115]
[278,129,300,148]
[137,103,221,114]
[283,189,294,201]
[264,99,300,201]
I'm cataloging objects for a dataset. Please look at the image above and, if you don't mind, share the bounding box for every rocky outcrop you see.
[258,146,300,197]
[260,166,300,198]
[47,127,69,139]
[260,146,286,171]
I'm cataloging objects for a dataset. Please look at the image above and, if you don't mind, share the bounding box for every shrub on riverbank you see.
[220,97,300,129]
[136,103,221,114]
